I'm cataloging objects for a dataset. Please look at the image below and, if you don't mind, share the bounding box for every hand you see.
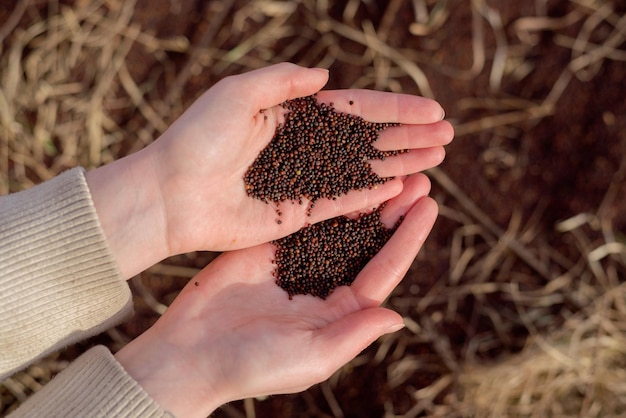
[114,174,438,418]
[87,63,452,278]
[155,65,449,253]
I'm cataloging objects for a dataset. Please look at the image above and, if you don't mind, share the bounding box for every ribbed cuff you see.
[0,168,133,378]
[8,346,174,418]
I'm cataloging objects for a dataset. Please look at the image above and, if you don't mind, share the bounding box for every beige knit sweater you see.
[0,168,172,417]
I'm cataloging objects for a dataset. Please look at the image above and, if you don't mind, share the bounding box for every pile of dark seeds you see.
[244,94,406,299]
[272,206,402,299]
[244,95,403,206]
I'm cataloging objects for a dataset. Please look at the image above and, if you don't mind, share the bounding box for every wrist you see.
[115,332,227,418]
[86,148,169,279]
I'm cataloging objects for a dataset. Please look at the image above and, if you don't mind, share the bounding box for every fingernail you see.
[440,107,446,120]
[386,322,405,334]
[312,67,329,74]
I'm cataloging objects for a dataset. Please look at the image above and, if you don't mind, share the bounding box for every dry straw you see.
[1,0,625,416]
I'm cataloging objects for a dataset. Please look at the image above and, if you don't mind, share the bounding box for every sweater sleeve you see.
[8,346,174,418]
[1,168,174,417]
[0,167,133,378]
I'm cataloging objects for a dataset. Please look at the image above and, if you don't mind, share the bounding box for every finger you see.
[352,196,438,307]
[308,307,404,380]
[369,147,446,178]
[221,63,329,112]
[315,90,445,124]
[306,177,403,225]
[323,174,428,223]
[379,173,432,227]
[374,120,454,151]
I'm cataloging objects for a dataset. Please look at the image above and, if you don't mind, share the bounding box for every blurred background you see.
[1,1,625,416]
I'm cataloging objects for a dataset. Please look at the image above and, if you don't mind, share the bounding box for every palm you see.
[148,64,452,254]
[141,174,438,415]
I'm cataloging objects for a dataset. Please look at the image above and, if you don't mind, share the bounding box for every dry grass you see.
[1,1,625,417]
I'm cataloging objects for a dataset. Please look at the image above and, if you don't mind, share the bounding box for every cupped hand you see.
[114,174,439,418]
[149,63,451,255]
[87,63,451,279]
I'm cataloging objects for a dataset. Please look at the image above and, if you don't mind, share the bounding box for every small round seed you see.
[271,205,403,299]
[243,95,409,300]
[243,95,404,209]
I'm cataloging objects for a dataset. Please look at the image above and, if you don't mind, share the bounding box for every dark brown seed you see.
[271,205,402,299]
[243,95,409,300]
[243,95,404,209]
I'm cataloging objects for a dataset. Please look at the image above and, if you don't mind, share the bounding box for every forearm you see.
[86,147,169,279]
[9,346,174,418]
[114,330,227,418]
[0,168,133,378]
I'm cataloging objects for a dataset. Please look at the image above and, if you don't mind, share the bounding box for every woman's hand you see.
[155,64,450,254]
[115,174,438,418]
[87,63,452,278]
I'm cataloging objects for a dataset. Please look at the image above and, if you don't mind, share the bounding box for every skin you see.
[115,174,439,417]
[86,63,453,279]
[83,63,452,416]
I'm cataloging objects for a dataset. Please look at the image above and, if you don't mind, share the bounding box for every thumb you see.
[308,307,404,380]
[218,63,330,111]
